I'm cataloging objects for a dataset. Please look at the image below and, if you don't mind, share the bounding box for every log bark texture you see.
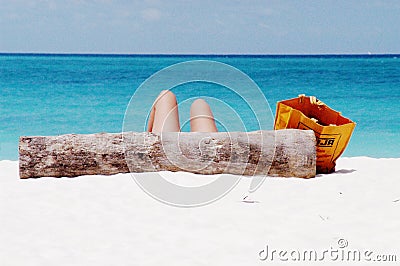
[19,129,316,179]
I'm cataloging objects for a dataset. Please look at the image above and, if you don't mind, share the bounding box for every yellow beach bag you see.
[274,95,356,174]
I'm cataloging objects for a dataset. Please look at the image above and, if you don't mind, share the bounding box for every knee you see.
[158,90,176,99]
[191,98,209,110]
[155,90,177,105]
[190,98,214,117]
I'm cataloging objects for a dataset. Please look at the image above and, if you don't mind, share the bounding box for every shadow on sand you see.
[315,168,357,177]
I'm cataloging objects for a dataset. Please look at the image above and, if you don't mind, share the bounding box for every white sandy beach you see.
[0,157,399,265]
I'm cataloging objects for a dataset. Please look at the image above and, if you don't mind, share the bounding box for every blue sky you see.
[0,0,399,54]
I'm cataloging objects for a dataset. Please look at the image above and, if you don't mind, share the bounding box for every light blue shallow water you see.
[1,54,399,160]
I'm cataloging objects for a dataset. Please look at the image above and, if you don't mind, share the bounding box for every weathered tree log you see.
[19,129,316,179]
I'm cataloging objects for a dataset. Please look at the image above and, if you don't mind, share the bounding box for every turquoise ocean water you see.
[1,54,399,160]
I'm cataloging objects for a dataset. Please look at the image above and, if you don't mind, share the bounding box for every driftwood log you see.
[19,129,316,179]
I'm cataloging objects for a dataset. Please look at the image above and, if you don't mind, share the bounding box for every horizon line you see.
[1,52,399,57]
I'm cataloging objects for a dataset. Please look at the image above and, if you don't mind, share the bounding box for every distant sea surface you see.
[1,54,399,160]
